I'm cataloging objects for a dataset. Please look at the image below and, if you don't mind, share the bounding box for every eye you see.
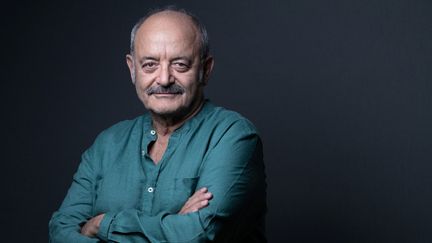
[142,62,158,72]
[173,62,190,72]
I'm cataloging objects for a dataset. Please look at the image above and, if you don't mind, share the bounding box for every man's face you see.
[127,12,213,118]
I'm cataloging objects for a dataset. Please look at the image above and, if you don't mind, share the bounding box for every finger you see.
[181,192,212,213]
[80,214,104,237]
[198,187,208,193]
[182,199,210,214]
[190,199,209,212]
[183,191,212,209]
[81,220,96,236]
[182,188,208,208]
[179,189,213,214]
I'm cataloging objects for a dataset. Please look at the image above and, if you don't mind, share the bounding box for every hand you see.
[80,213,105,237]
[178,187,213,214]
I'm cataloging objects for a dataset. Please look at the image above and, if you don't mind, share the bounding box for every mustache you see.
[146,84,185,95]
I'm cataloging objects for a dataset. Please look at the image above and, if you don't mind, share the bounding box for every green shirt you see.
[49,101,267,242]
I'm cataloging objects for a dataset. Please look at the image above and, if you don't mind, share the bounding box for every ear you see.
[201,56,214,86]
[126,54,136,84]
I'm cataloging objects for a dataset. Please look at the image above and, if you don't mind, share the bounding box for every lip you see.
[153,93,181,98]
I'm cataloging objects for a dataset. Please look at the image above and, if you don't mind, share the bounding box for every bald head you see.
[130,7,210,60]
[125,7,215,122]
[135,11,200,59]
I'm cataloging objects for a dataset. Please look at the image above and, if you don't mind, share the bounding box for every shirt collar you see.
[142,99,214,138]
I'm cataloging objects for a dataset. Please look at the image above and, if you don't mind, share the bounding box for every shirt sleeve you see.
[49,144,101,243]
[97,119,266,242]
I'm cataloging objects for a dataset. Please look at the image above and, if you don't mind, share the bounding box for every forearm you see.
[49,144,101,243]
[97,144,264,242]
[97,210,209,243]
[49,212,100,243]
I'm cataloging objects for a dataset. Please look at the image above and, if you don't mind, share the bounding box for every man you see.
[49,6,266,243]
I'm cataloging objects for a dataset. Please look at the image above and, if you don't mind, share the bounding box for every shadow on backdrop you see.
[2,0,432,242]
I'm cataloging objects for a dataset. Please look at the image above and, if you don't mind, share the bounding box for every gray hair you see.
[129,6,210,60]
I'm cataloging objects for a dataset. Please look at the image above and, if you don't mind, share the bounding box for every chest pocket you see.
[158,177,200,213]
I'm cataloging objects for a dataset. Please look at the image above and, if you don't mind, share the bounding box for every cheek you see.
[182,74,202,92]
[135,83,151,103]
[183,84,203,103]
[135,75,154,91]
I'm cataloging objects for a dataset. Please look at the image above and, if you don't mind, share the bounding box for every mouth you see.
[154,91,182,94]
[152,93,181,98]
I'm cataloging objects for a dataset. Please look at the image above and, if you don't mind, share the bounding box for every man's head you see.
[126,6,214,119]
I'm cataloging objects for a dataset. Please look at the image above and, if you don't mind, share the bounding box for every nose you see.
[157,64,174,86]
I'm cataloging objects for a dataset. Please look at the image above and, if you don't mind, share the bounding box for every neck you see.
[151,98,205,136]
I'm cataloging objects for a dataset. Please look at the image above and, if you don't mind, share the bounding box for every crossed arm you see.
[49,120,264,242]
[80,187,213,237]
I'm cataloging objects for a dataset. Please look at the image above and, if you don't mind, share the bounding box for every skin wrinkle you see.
[74,9,239,241]
[126,10,214,128]
[130,8,208,59]
[49,5,263,242]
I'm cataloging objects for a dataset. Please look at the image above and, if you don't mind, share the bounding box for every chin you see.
[144,96,199,118]
[148,104,185,117]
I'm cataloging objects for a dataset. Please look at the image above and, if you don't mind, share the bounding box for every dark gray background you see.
[3,0,432,242]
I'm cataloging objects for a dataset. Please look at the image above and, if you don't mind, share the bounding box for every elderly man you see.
[49,6,266,243]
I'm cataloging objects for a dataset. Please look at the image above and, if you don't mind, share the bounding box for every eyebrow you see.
[138,56,193,64]
[139,56,158,63]
[171,57,193,64]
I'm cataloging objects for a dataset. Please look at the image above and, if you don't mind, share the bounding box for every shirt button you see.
[141,150,145,157]
[147,187,154,193]
[150,130,156,135]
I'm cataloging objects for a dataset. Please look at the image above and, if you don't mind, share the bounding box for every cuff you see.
[97,212,116,242]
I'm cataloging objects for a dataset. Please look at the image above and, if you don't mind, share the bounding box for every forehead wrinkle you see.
[136,36,199,62]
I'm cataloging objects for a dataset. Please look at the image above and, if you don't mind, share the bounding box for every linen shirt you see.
[49,101,267,242]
